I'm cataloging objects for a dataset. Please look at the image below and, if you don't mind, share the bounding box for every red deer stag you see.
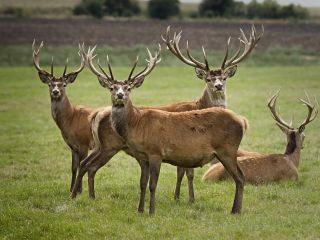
[162,25,264,201]
[202,91,318,184]
[32,41,99,193]
[79,47,248,215]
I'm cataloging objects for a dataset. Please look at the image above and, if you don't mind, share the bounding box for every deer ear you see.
[38,71,50,84]
[64,73,78,85]
[130,75,145,89]
[97,76,112,89]
[195,68,206,80]
[225,65,237,78]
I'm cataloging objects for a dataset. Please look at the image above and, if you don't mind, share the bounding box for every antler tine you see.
[225,38,243,66]
[267,90,294,130]
[63,58,68,76]
[51,56,54,76]
[185,41,207,69]
[221,37,231,69]
[173,31,208,70]
[130,45,161,82]
[161,26,178,55]
[97,58,112,80]
[223,25,263,69]
[63,43,85,77]
[127,56,139,81]
[299,93,318,129]
[86,45,113,84]
[162,26,208,70]
[32,40,49,74]
[106,55,115,81]
[202,46,209,70]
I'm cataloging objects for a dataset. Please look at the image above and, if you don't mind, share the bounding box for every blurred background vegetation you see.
[0,0,319,67]
[0,0,314,20]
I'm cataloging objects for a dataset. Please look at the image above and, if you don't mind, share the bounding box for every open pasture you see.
[0,65,319,239]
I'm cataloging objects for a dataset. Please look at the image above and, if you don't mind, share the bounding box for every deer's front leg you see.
[138,160,149,213]
[70,151,79,193]
[148,156,162,215]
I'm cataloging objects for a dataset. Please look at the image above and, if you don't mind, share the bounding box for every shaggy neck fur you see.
[111,99,137,140]
[197,85,226,109]
[51,94,74,130]
[284,133,301,168]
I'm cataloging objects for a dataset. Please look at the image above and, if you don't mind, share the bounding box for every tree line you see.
[73,0,309,20]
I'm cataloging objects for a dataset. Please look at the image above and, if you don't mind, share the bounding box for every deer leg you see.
[70,151,79,193]
[186,168,195,203]
[216,153,245,214]
[70,150,100,199]
[174,167,185,201]
[77,151,89,194]
[138,160,150,213]
[148,157,162,215]
[87,152,114,199]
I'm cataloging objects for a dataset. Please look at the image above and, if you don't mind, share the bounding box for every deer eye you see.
[48,82,52,87]
[109,86,114,91]
[63,83,66,87]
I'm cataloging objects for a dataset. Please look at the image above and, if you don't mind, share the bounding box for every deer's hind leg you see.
[216,151,245,214]
[186,168,195,203]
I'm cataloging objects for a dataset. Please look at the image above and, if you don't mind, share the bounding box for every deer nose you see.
[117,93,124,99]
[215,84,223,90]
[52,89,60,95]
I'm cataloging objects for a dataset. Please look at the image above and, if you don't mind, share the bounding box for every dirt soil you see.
[1,18,320,51]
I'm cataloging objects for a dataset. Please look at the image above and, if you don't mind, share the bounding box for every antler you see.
[127,44,161,84]
[32,40,52,76]
[298,92,318,131]
[161,26,209,71]
[62,43,85,77]
[267,90,294,130]
[84,44,115,85]
[221,25,264,70]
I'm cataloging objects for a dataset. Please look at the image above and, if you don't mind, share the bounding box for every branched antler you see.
[221,25,264,69]
[161,26,209,71]
[267,90,294,130]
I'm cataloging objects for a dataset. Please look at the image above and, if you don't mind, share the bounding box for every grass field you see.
[0,66,320,239]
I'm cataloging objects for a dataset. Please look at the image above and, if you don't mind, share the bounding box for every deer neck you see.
[111,99,137,140]
[284,134,301,168]
[51,95,74,130]
[197,85,226,109]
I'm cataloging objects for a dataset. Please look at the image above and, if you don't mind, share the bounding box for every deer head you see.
[268,91,318,150]
[162,25,264,93]
[32,40,85,100]
[83,44,161,107]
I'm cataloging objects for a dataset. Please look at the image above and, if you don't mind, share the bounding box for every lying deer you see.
[70,26,263,202]
[75,46,248,215]
[202,91,318,184]
[32,41,99,193]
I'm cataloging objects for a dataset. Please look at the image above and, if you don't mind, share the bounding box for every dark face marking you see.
[205,70,226,92]
[48,78,66,99]
[109,81,132,107]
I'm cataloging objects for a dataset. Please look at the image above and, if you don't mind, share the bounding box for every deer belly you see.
[162,148,215,168]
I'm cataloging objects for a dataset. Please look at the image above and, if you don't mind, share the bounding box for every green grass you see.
[0,66,320,239]
[1,44,320,67]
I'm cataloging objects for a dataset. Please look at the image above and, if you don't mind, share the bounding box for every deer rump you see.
[114,107,246,168]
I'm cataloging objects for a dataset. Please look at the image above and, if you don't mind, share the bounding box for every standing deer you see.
[70,25,263,202]
[32,41,99,193]
[161,25,264,201]
[76,46,248,215]
[202,91,318,184]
